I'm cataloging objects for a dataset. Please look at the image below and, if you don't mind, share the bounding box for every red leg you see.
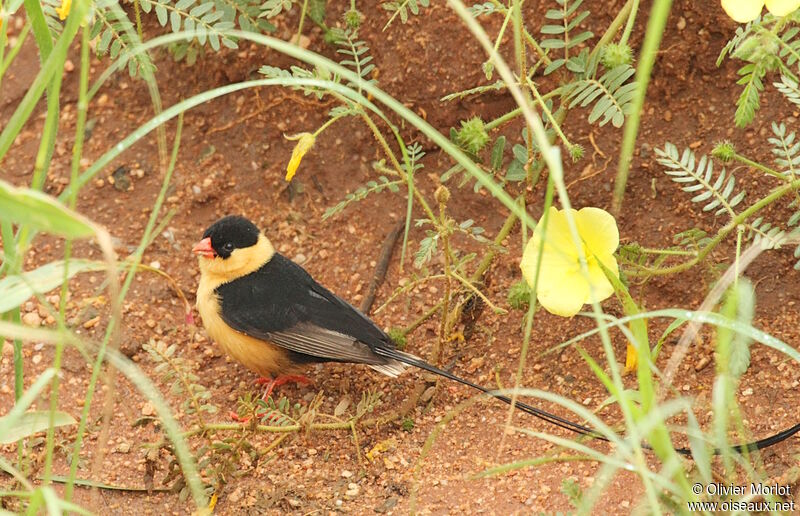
[256,374,313,400]
[230,411,251,423]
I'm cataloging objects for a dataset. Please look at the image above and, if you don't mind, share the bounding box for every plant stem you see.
[313,112,344,136]
[629,179,800,277]
[65,115,185,501]
[44,22,91,486]
[295,0,309,46]
[433,194,452,366]
[498,191,547,454]
[635,246,695,256]
[619,0,639,46]
[733,152,788,181]
[0,23,30,80]
[588,0,635,61]
[133,0,144,41]
[612,0,673,213]
[528,78,572,149]
[402,201,520,336]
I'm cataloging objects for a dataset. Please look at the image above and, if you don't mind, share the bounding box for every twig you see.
[658,237,800,400]
[45,475,171,493]
[361,221,403,313]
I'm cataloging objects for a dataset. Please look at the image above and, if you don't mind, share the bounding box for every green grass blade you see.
[0,411,76,444]
[0,181,96,239]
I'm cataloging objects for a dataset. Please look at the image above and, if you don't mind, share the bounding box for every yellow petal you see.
[765,0,800,15]
[575,207,619,257]
[585,253,618,303]
[521,205,621,317]
[537,269,590,317]
[625,342,638,373]
[537,207,581,264]
[55,0,72,20]
[284,133,315,182]
[520,207,578,289]
[721,0,765,22]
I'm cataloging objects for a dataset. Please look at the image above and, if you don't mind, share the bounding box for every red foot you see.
[230,411,251,423]
[255,374,313,400]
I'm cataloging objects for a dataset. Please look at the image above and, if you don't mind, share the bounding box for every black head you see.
[201,216,260,259]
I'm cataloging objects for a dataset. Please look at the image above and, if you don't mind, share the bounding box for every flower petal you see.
[575,207,619,256]
[55,0,72,20]
[537,269,590,317]
[585,253,618,303]
[520,207,578,288]
[721,0,765,22]
[284,133,315,182]
[765,0,800,15]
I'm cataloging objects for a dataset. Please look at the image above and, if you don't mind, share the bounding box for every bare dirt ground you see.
[2,1,800,514]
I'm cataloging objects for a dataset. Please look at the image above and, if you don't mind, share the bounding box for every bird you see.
[193,215,800,455]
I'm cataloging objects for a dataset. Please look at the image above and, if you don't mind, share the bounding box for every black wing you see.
[216,253,395,365]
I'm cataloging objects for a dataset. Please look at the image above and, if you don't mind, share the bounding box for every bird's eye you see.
[222,242,234,252]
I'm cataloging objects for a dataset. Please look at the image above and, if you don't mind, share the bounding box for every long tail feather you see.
[376,348,800,456]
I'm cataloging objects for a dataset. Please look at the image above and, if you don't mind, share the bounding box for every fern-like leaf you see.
[717,19,759,65]
[745,217,787,250]
[470,2,500,16]
[258,63,339,99]
[656,143,746,218]
[734,62,767,128]
[323,176,402,220]
[381,0,430,30]
[565,64,636,127]
[673,228,712,250]
[768,122,800,178]
[330,28,377,94]
[778,26,800,67]
[775,75,800,106]
[90,0,157,77]
[540,0,593,75]
[142,0,238,51]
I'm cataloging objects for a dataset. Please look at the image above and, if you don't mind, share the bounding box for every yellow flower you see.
[284,132,315,182]
[520,206,619,317]
[721,0,800,23]
[55,0,72,20]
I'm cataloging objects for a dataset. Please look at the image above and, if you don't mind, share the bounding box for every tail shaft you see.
[377,348,800,457]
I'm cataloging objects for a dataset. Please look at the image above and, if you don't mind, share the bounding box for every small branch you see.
[361,221,403,313]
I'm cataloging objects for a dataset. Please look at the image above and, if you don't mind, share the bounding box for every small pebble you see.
[32,354,42,365]
[22,312,42,326]
[141,402,155,416]
[341,470,353,478]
